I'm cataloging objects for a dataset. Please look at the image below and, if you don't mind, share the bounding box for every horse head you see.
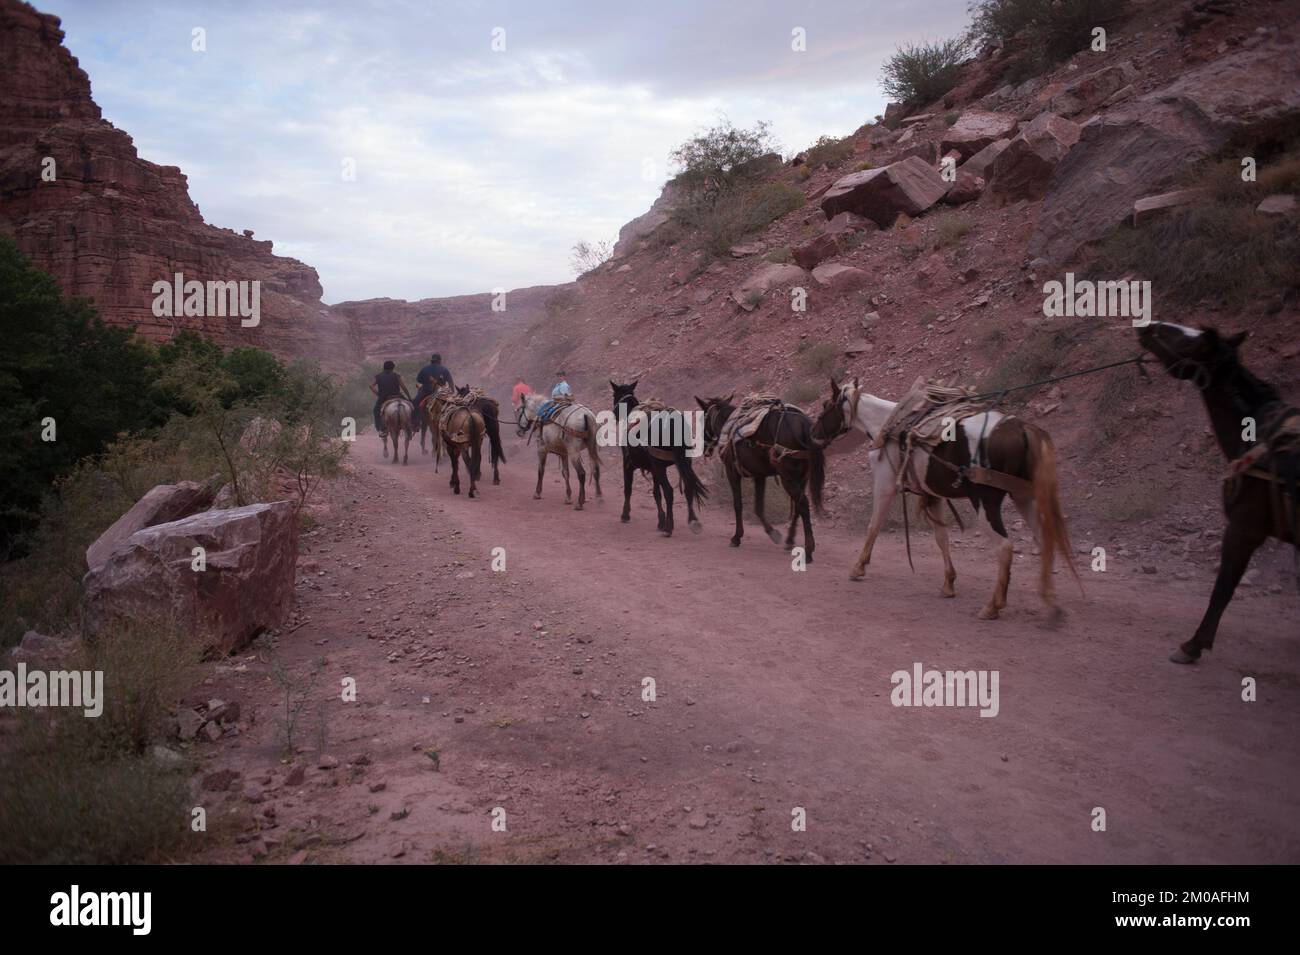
[611,379,640,415]
[694,395,734,453]
[1138,322,1247,390]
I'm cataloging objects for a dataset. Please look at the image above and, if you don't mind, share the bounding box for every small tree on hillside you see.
[669,118,777,207]
[570,239,614,276]
[880,37,971,106]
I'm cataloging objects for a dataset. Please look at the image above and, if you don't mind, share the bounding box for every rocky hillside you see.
[468,0,1299,586]
[0,0,362,366]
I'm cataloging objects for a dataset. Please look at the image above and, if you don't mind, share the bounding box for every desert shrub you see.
[967,0,1128,69]
[570,239,615,276]
[784,379,824,406]
[0,619,202,863]
[880,37,971,106]
[764,246,793,264]
[936,217,973,247]
[677,182,805,258]
[670,118,778,206]
[1090,147,1300,305]
[803,135,854,169]
[1098,480,1166,523]
[980,318,1092,394]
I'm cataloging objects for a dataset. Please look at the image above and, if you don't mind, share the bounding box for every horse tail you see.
[584,412,602,470]
[808,442,827,516]
[468,413,483,480]
[673,446,709,505]
[1027,425,1082,603]
[486,404,506,466]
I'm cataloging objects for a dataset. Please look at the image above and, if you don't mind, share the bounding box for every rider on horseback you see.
[370,360,412,435]
[413,353,455,416]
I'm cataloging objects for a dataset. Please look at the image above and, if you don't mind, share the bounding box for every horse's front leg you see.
[534,447,547,499]
[925,496,957,597]
[560,454,573,505]
[652,469,666,531]
[727,464,744,547]
[753,476,780,545]
[1174,517,1265,663]
[851,469,898,579]
[620,453,634,523]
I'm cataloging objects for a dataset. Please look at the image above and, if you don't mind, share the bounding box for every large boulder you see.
[731,263,808,310]
[83,501,299,655]
[791,233,842,270]
[986,112,1081,201]
[940,110,1019,159]
[959,138,1013,180]
[1030,40,1300,263]
[1047,61,1140,118]
[819,156,948,227]
[85,479,219,573]
[811,263,870,291]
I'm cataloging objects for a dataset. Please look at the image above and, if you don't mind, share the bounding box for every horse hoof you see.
[690,521,702,535]
[849,570,865,581]
[620,515,630,523]
[978,606,999,620]
[493,478,500,486]
[941,590,956,599]
[765,528,782,545]
[730,537,741,548]
[1169,646,1200,665]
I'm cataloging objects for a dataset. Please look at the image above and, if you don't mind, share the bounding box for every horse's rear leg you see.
[1174,518,1265,663]
[574,458,587,510]
[403,428,411,465]
[681,461,703,532]
[560,455,573,505]
[450,452,461,494]
[753,476,780,544]
[925,496,957,597]
[382,432,390,460]
[658,468,675,537]
[976,496,1012,620]
[652,470,666,531]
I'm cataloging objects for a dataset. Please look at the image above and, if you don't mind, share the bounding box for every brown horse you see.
[379,398,415,465]
[455,385,507,485]
[438,401,484,497]
[1138,322,1299,663]
[696,394,825,561]
[612,380,707,537]
[813,379,1079,621]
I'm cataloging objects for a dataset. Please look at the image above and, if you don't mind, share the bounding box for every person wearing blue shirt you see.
[551,371,572,398]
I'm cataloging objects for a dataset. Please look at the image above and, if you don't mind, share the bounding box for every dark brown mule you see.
[812,379,1079,621]
[456,385,507,485]
[696,395,826,561]
[612,380,707,537]
[1138,322,1299,663]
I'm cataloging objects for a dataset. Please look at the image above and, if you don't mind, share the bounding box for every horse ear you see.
[726,392,735,404]
[829,377,840,398]
[1226,330,1248,349]
[695,396,709,411]
[630,378,639,389]
[853,377,860,389]
[609,380,617,390]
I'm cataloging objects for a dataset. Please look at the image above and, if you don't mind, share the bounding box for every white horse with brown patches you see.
[813,379,1080,621]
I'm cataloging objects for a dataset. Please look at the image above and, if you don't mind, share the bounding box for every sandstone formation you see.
[986,112,1081,202]
[85,479,219,573]
[820,157,949,227]
[940,110,1020,160]
[1030,38,1300,262]
[0,0,363,367]
[83,501,299,655]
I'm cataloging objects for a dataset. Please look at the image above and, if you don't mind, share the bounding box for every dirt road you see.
[192,431,1300,864]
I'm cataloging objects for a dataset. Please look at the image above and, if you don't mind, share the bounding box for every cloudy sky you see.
[42,0,970,303]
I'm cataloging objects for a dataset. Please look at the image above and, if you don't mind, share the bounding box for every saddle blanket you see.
[718,394,785,449]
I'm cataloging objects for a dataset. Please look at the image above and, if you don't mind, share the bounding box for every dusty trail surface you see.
[193,431,1300,864]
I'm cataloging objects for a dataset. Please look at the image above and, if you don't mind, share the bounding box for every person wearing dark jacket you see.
[413,353,455,413]
[370,360,412,434]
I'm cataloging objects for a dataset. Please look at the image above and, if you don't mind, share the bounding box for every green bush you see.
[802,135,854,169]
[670,118,778,206]
[1090,148,1300,305]
[676,182,804,259]
[880,37,971,106]
[967,0,1128,68]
